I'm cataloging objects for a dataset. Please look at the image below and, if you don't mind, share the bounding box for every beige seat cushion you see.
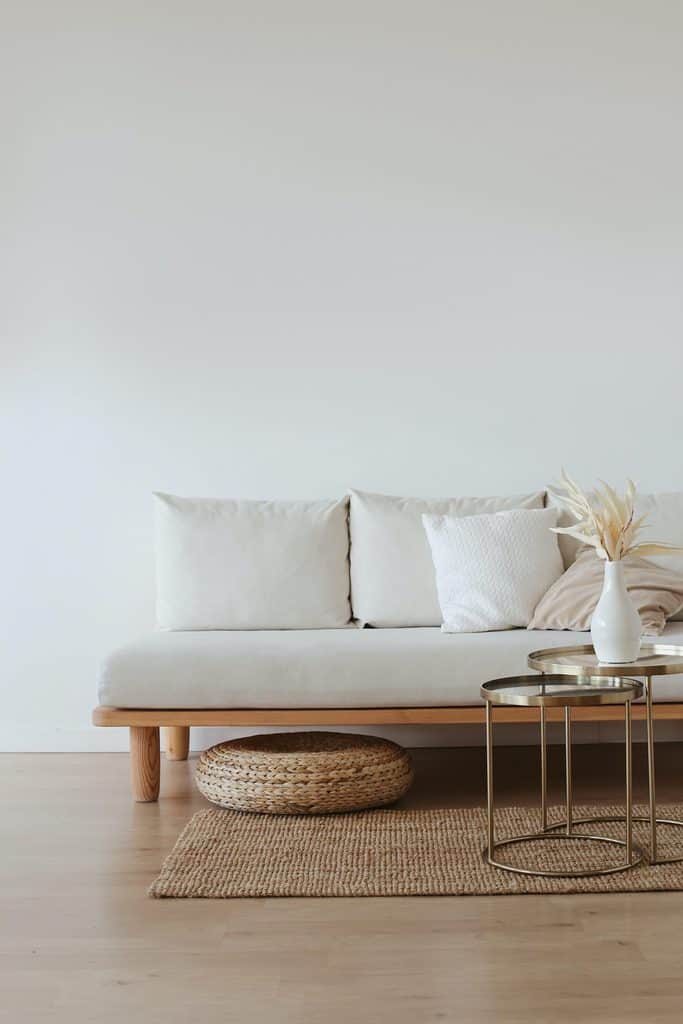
[98,622,683,709]
[529,550,683,635]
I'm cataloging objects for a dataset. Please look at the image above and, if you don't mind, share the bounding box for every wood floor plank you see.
[3,747,683,1023]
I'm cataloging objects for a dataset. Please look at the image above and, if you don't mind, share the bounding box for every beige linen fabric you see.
[154,493,351,630]
[545,489,683,623]
[634,492,683,620]
[98,622,683,709]
[529,549,683,635]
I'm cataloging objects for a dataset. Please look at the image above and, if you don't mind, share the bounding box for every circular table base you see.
[484,831,642,878]
[543,814,683,865]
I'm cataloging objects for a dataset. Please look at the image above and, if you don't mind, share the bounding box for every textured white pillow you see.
[154,493,351,630]
[422,507,563,632]
[349,489,545,627]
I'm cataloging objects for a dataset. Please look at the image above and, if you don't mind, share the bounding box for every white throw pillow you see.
[422,507,563,632]
[154,493,351,630]
[349,489,545,627]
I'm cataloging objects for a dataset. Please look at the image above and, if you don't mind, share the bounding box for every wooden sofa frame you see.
[93,702,683,801]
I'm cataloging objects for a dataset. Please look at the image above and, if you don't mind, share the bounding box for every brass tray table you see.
[482,674,643,878]
[528,644,683,864]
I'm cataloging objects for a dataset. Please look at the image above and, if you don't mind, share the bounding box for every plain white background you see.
[3,1,683,751]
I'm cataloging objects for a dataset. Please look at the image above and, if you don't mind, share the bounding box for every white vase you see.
[591,560,642,664]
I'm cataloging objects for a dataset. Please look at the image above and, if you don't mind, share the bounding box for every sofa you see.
[94,488,683,800]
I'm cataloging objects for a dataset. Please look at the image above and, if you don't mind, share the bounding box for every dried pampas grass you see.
[549,470,683,562]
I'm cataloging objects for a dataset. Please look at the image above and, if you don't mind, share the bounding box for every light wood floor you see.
[4,745,683,1024]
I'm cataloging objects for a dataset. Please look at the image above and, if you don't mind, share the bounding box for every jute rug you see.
[149,804,683,898]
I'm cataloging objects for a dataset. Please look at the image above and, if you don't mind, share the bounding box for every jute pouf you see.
[194,731,414,814]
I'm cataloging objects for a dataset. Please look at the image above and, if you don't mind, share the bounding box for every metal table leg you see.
[540,706,547,832]
[625,698,632,864]
[641,672,683,865]
[562,674,683,865]
[645,674,657,863]
[483,697,641,878]
[486,700,494,861]
[565,707,572,836]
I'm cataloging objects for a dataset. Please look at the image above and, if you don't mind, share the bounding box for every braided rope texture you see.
[194,731,414,814]
[150,803,683,898]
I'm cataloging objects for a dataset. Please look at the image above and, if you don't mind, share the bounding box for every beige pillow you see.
[528,549,683,636]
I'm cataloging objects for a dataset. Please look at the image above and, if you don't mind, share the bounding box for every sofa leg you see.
[165,726,190,761]
[130,726,160,802]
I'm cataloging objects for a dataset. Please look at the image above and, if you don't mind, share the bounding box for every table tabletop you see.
[527,643,683,677]
[481,674,643,708]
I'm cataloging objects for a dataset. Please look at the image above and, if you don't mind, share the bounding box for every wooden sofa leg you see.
[165,726,190,761]
[130,726,160,802]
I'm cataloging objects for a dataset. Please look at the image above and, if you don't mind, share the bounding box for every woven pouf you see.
[195,731,414,814]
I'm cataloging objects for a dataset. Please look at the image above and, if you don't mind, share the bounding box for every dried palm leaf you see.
[549,471,683,562]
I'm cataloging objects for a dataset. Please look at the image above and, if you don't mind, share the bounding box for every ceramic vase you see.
[591,560,641,664]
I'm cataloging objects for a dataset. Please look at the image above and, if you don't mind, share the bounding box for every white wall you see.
[3,1,683,751]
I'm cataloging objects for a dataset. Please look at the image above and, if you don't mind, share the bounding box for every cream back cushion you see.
[154,493,351,630]
[634,492,683,621]
[545,489,584,569]
[349,489,544,627]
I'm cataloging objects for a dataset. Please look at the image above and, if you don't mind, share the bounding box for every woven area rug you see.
[149,804,683,898]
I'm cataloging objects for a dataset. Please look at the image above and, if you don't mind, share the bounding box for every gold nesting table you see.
[482,674,644,878]
[527,644,683,866]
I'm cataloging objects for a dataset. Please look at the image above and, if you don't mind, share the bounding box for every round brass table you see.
[481,674,643,878]
[528,644,683,864]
